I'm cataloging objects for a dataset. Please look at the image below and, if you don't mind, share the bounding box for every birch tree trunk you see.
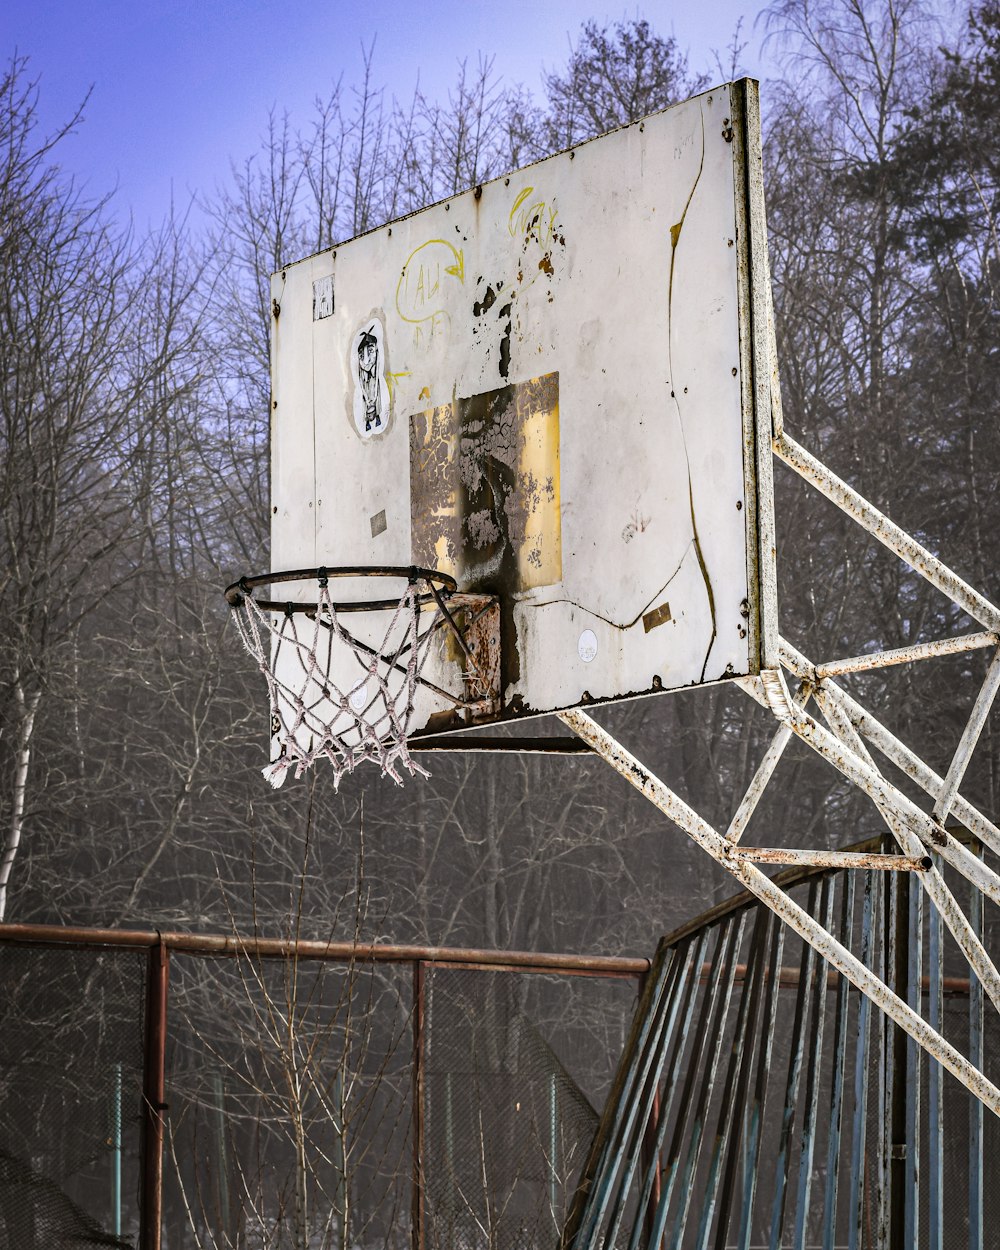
[0,678,40,921]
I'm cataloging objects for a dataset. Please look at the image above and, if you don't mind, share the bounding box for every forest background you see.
[3,0,1000,1243]
[2,0,998,954]
[0,0,995,959]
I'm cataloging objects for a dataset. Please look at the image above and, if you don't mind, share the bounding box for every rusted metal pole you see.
[0,924,649,975]
[725,720,794,843]
[810,685,1000,1016]
[411,960,425,1250]
[734,847,930,870]
[814,630,998,678]
[779,637,1000,858]
[725,675,813,844]
[638,968,662,1246]
[739,668,1000,910]
[933,645,1000,823]
[141,941,168,1250]
[889,873,909,1248]
[773,432,1000,632]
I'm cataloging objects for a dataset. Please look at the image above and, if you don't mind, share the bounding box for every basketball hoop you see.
[225,566,499,789]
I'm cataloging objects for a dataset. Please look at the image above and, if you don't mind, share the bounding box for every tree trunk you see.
[0,678,41,921]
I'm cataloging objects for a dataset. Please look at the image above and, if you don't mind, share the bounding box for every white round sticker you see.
[578,629,598,663]
[348,681,369,712]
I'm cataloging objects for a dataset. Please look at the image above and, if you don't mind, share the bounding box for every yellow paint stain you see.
[509,186,558,247]
[386,371,411,399]
[418,386,431,401]
[433,533,458,580]
[515,381,561,590]
[411,310,451,349]
[508,186,535,234]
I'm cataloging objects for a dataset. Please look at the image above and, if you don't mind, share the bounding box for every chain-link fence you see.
[2,883,993,1250]
[0,943,146,1249]
[0,932,641,1250]
[421,967,612,1250]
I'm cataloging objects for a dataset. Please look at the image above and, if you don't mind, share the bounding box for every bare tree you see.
[166,827,412,1250]
[0,59,149,919]
[542,18,709,149]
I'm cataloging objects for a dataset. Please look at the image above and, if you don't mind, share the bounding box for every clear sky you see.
[3,0,777,232]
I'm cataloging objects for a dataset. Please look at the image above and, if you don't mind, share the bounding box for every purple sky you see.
[3,1,777,231]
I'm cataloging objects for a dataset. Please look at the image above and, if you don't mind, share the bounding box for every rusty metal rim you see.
[223,565,459,613]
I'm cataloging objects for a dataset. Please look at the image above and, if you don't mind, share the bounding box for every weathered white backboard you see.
[269,79,773,742]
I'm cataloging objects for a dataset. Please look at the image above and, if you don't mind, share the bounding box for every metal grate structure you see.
[565,852,997,1249]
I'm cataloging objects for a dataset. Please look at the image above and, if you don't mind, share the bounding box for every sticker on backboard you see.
[578,630,598,663]
[350,318,390,437]
[313,275,334,320]
[410,373,561,595]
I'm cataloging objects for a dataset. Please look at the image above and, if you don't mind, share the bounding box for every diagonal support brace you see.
[559,707,1000,1117]
[738,668,1000,908]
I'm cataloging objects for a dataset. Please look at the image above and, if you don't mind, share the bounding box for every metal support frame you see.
[564,861,989,1247]
[559,419,1000,1119]
[559,708,1000,1113]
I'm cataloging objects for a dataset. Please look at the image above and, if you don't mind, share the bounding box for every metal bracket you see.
[559,423,1000,1116]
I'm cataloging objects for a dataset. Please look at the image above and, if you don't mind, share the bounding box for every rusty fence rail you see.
[0,923,645,1250]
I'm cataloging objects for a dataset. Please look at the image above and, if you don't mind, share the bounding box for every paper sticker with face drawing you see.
[350,319,390,438]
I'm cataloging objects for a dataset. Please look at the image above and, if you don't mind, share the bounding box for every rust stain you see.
[410,374,561,692]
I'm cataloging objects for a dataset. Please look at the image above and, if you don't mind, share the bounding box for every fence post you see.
[141,940,169,1250]
[112,1061,123,1238]
[412,959,425,1250]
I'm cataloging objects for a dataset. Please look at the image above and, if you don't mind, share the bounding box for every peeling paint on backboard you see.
[410,372,561,594]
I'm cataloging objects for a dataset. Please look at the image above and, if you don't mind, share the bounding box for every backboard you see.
[267,79,774,748]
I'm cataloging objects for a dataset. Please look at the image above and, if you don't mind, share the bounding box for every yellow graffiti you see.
[395,239,465,330]
[508,186,559,248]
[410,313,450,350]
[386,371,412,400]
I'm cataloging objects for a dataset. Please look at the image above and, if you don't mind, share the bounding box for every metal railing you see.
[2,846,990,1250]
[0,922,645,1250]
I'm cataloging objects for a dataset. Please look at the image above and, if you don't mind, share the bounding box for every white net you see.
[231,578,443,790]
